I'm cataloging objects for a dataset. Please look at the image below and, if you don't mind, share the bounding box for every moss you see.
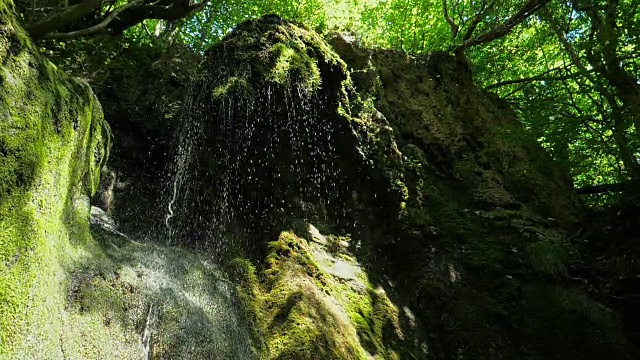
[229,228,421,360]
[268,41,321,91]
[212,76,252,99]
[201,15,345,96]
[0,3,109,356]
[338,285,404,359]
[526,237,567,277]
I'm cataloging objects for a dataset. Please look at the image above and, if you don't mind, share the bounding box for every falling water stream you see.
[165,52,352,253]
[158,17,363,358]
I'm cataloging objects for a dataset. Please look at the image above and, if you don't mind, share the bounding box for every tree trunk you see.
[613,77,640,141]
[606,93,640,180]
[612,122,640,180]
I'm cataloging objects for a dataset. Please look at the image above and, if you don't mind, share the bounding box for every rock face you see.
[1,5,633,357]
[330,37,629,358]
[85,41,200,236]
[169,16,634,359]
[169,15,364,249]
[0,1,109,356]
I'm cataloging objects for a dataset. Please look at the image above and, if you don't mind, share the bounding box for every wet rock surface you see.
[165,17,634,359]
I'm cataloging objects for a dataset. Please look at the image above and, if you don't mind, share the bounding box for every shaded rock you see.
[167,15,632,360]
[168,15,364,248]
[329,34,630,360]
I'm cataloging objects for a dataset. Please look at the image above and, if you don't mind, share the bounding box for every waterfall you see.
[165,18,359,252]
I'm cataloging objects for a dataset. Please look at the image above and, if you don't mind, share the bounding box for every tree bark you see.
[610,103,640,180]
[27,0,102,39]
[26,0,211,40]
[608,70,640,141]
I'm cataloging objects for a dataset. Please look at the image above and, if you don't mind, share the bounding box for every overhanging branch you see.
[27,0,212,40]
[485,66,582,90]
[27,0,103,39]
[455,0,551,52]
[43,0,144,40]
[461,0,497,42]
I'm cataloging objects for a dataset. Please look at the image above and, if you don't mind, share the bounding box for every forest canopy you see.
[17,0,640,204]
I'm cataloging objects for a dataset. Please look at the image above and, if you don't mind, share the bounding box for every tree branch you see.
[42,0,145,40]
[27,0,211,40]
[461,0,496,42]
[543,8,614,99]
[455,0,551,52]
[27,0,103,39]
[442,0,459,40]
[108,0,211,34]
[484,66,580,90]
[576,181,633,195]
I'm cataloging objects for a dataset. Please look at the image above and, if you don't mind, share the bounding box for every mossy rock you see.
[168,17,632,360]
[169,15,364,245]
[0,2,109,356]
[326,35,632,359]
[230,229,426,359]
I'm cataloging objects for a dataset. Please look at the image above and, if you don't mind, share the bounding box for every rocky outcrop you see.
[170,16,633,359]
[168,15,364,248]
[329,34,630,359]
[0,1,109,356]
[58,39,201,236]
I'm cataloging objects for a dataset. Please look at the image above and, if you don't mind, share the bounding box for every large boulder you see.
[0,1,109,356]
[168,15,365,248]
[171,17,632,359]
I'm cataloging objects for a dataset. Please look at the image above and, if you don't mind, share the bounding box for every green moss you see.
[268,41,321,91]
[0,3,109,356]
[526,237,567,277]
[201,15,348,102]
[229,228,419,359]
[212,76,252,99]
[229,231,360,359]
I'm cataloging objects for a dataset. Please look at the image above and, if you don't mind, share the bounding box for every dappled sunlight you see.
[98,231,255,359]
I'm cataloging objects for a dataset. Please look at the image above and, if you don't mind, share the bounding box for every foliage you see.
[161,0,640,202]
[18,1,640,201]
[471,0,640,196]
